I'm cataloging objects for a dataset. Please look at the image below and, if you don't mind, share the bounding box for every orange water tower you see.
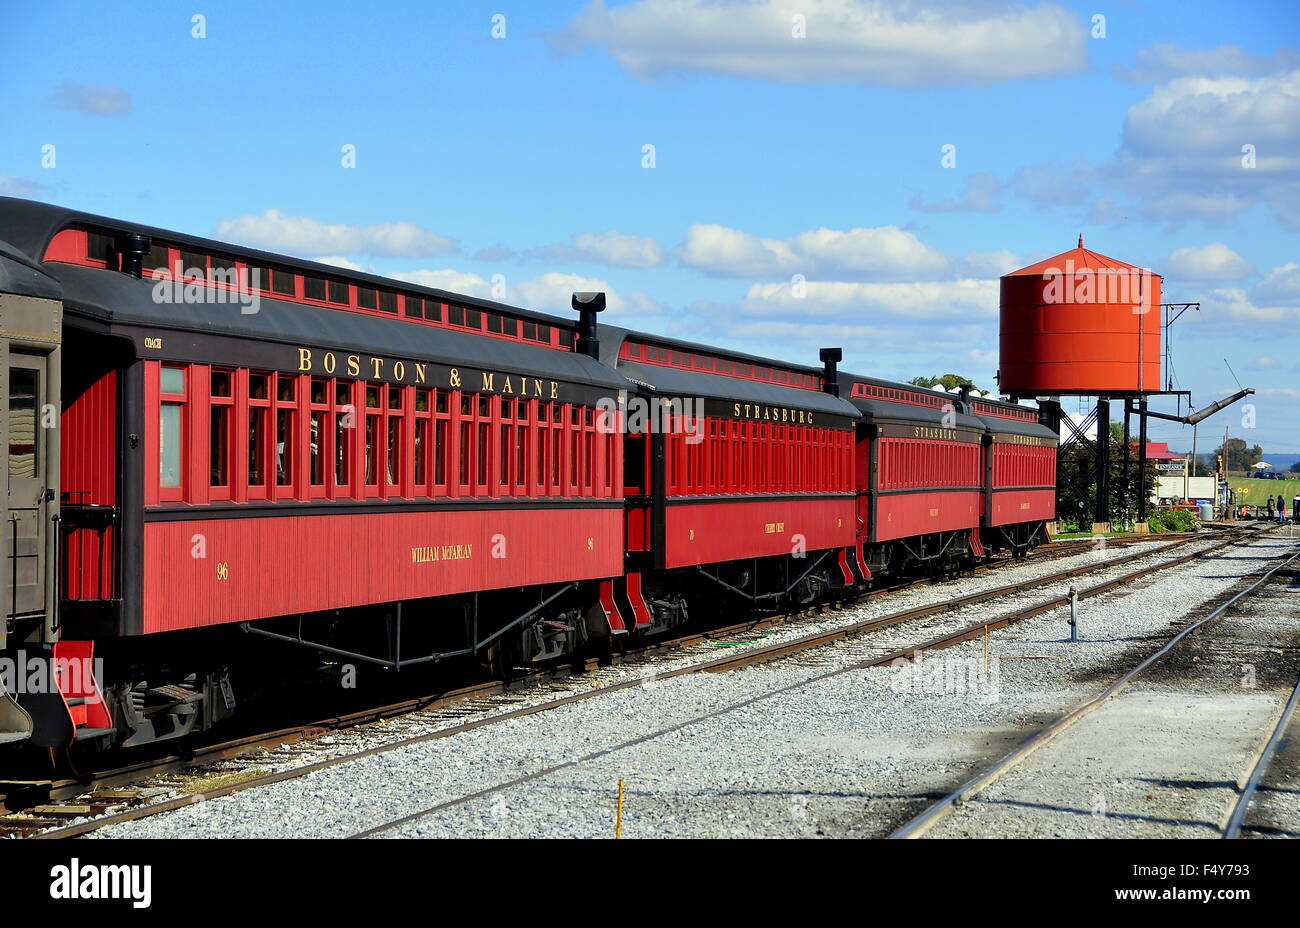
[999,237,1161,395]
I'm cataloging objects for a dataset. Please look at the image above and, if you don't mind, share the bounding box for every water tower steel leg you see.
[1122,398,1132,525]
[1096,397,1110,528]
[1138,397,1149,522]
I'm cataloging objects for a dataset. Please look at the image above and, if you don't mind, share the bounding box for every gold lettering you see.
[393,361,405,381]
[323,352,337,374]
[734,403,741,416]
[347,355,361,377]
[415,363,427,384]
[298,348,312,371]
[550,381,558,399]
[371,357,384,378]
[481,371,496,392]
[502,376,514,394]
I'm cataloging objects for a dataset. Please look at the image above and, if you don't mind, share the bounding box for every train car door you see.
[6,352,50,625]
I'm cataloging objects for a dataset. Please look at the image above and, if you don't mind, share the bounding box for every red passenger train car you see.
[0,198,1055,755]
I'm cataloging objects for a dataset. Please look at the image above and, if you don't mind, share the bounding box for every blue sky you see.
[2,0,1298,458]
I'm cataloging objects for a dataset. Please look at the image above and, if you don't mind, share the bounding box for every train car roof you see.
[50,262,629,393]
[0,196,577,330]
[598,325,860,421]
[839,370,986,430]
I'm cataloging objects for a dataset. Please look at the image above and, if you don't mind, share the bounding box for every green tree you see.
[1213,438,1263,474]
[907,373,981,393]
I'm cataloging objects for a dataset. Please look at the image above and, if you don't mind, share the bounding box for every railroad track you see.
[21,525,1263,839]
[0,530,1183,822]
[889,537,1300,840]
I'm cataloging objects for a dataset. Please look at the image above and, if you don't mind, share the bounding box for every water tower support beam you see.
[1122,399,1132,524]
[1096,398,1110,528]
[1138,397,1150,522]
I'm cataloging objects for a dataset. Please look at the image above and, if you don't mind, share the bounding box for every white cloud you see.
[1252,263,1300,307]
[528,230,666,268]
[739,278,998,320]
[215,209,459,258]
[1011,69,1300,229]
[390,268,660,317]
[44,81,132,115]
[312,256,372,272]
[1252,356,1278,370]
[679,222,950,280]
[1123,72,1300,159]
[1119,43,1300,84]
[1162,243,1254,282]
[554,0,1087,88]
[1201,286,1300,322]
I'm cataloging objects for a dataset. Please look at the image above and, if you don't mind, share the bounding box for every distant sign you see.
[1157,460,1186,474]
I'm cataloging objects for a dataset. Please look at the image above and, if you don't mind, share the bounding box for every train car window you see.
[550,427,560,488]
[180,250,206,278]
[244,265,269,291]
[486,313,502,334]
[7,368,37,479]
[387,416,402,487]
[433,420,446,486]
[249,408,267,487]
[210,407,230,487]
[478,396,489,417]
[249,374,269,400]
[416,389,430,413]
[159,402,182,489]
[477,422,489,487]
[536,412,547,487]
[357,287,377,309]
[536,324,551,343]
[145,242,172,276]
[388,388,402,411]
[379,291,397,314]
[277,375,296,402]
[304,276,326,301]
[436,392,447,414]
[500,317,518,337]
[405,295,424,318]
[465,309,481,329]
[328,280,349,304]
[87,231,117,266]
[522,321,537,340]
[414,418,429,486]
[514,425,526,492]
[366,386,379,409]
[364,417,378,486]
[460,395,471,416]
[275,408,293,488]
[334,408,350,486]
[161,367,185,395]
[425,301,443,323]
[448,305,465,326]
[459,421,472,486]
[309,378,326,404]
[211,371,232,397]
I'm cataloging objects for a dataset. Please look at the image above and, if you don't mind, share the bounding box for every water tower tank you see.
[999,238,1161,395]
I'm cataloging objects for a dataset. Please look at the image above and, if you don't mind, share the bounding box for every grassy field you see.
[1229,476,1300,508]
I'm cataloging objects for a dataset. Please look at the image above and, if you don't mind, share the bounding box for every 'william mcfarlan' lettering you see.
[411,544,474,563]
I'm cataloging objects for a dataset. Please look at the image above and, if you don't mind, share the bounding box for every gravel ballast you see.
[85,530,1296,839]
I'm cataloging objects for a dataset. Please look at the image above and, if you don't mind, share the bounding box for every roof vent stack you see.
[819,347,843,397]
[572,291,606,359]
[118,232,151,279]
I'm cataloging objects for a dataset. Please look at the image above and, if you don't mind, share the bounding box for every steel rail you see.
[889,541,1300,840]
[1223,661,1300,839]
[26,528,1252,839]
